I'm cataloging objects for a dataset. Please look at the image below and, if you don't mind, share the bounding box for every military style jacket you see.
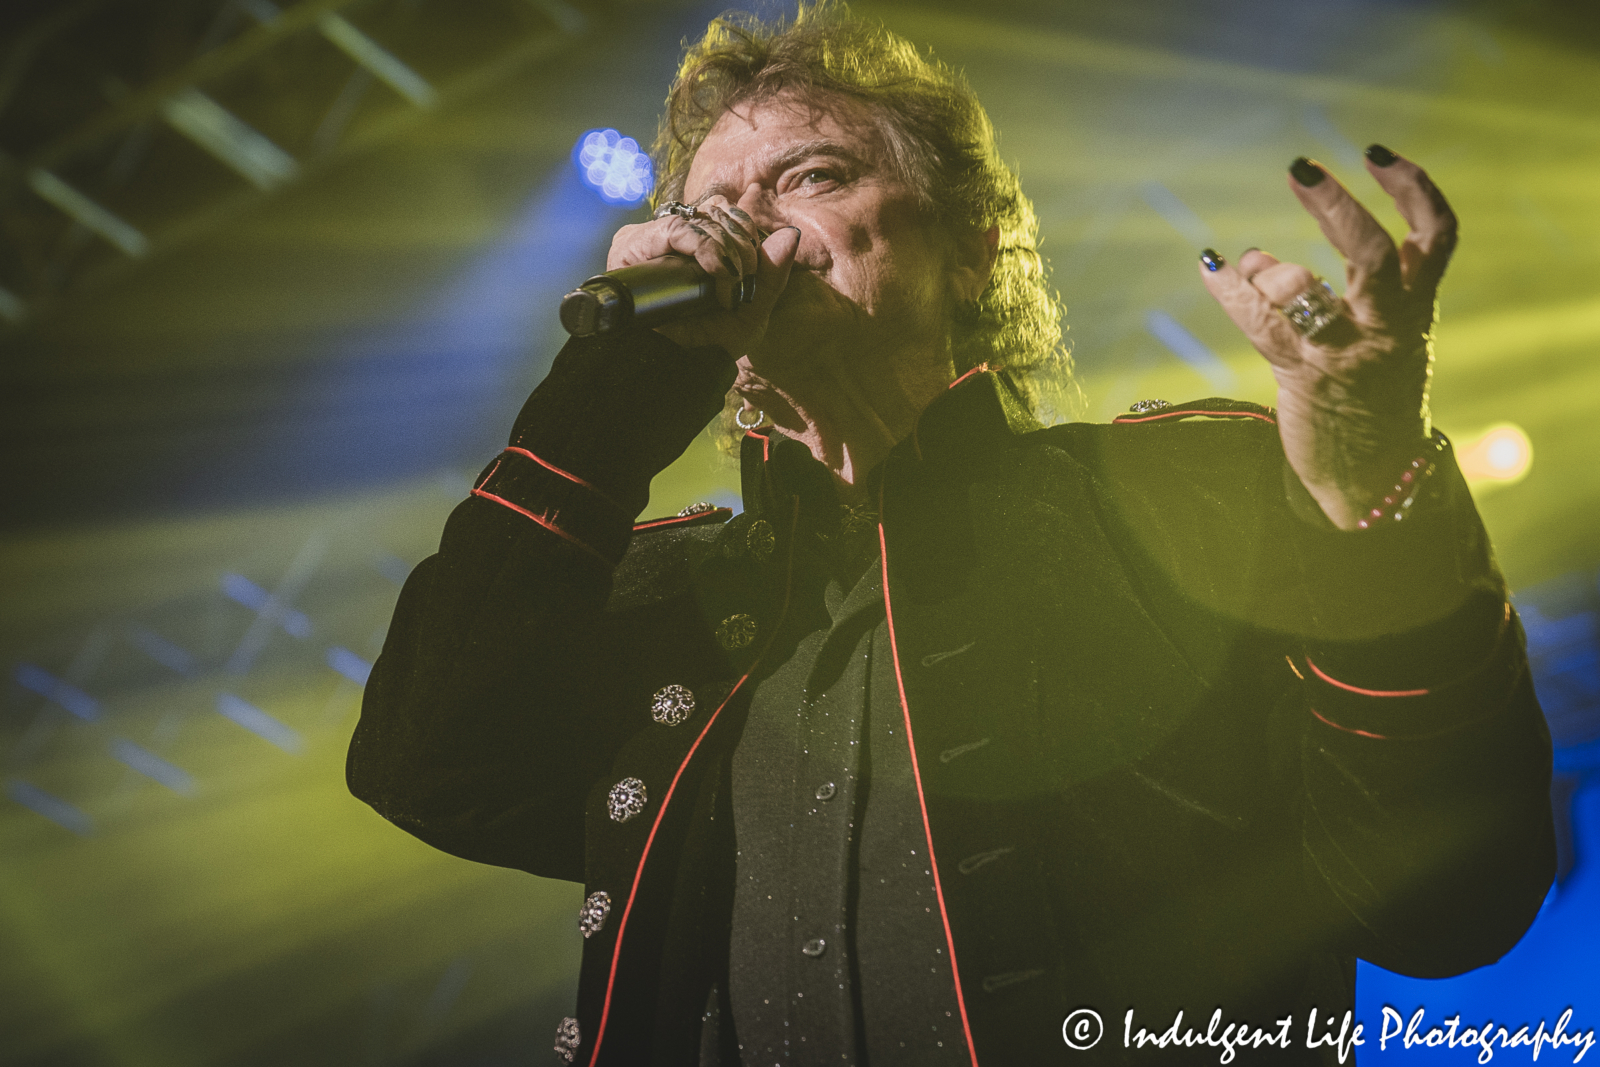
[347,330,1556,1066]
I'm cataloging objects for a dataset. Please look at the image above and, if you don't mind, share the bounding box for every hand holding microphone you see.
[562,196,801,359]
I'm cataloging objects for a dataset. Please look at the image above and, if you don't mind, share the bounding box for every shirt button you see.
[814,782,836,801]
[650,684,694,726]
[715,613,757,650]
[746,518,775,561]
[607,777,647,822]
[801,937,826,957]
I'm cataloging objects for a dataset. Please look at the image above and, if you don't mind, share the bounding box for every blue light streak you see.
[1144,309,1237,392]
[326,646,373,686]
[216,692,304,754]
[110,739,196,795]
[13,662,100,721]
[222,573,312,639]
[129,627,197,676]
[6,778,93,835]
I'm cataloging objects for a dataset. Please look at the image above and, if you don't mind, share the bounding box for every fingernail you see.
[1200,248,1224,272]
[1289,157,1325,187]
[1365,143,1397,167]
[1241,246,1260,256]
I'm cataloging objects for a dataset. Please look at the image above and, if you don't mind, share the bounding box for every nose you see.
[735,182,781,237]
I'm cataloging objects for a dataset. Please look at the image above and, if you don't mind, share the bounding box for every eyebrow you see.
[695,139,866,202]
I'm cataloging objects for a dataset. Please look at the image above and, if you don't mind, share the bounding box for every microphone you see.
[559,254,756,337]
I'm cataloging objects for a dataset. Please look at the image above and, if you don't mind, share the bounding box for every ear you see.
[947,223,1000,305]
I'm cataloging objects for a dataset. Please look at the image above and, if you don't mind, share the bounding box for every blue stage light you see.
[574,128,652,205]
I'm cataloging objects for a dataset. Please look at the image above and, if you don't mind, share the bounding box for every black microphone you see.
[559,254,756,337]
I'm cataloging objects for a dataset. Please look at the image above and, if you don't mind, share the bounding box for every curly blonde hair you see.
[652,2,1079,447]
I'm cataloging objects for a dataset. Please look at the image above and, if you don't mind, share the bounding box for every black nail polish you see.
[1365,143,1397,167]
[1289,157,1325,187]
[1200,248,1224,272]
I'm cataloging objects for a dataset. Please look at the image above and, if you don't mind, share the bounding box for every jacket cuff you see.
[508,328,737,518]
[1295,602,1525,741]
[469,449,633,567]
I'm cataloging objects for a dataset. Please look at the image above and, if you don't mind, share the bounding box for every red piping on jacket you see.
[1309,706,1390,740]
[1112,408,1277,424]
[632,508,732,532]
[745,427,772,463]
[1304,655,1429,698]
[948,364,990,390]
[876,495,982,1067]
[501,446,626,513]
[585,495,800,1067]
[470,488,608,565]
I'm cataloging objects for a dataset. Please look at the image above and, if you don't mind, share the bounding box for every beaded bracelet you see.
[1355,432,1449,530]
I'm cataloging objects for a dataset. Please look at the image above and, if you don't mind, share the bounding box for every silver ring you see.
[1279,277,1343,340]
[734,406,765,430]
[654,200,698,221]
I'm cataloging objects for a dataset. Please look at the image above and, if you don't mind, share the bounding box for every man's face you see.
[682,92,957,384]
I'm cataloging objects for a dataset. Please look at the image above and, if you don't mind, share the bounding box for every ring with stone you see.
[653,200,699,221]
[1279,277,1344,340]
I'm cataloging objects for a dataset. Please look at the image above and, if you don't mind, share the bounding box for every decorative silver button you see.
[578,890,612,938]
[1128,398,1171,413]
[801,937,827,957]
[716,613,757,650]
[650,684,695,726]
[608,777,647,823]
[746,518,775,562]
[678,501,717,516]
[554,1016,580,1061]
[814,782,836,801]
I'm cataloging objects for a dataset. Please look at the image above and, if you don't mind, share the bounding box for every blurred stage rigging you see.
[1,0,1598,1064]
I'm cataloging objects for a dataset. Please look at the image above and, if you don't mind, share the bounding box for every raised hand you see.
[607,195,800,359]
[1198,147,1458,530]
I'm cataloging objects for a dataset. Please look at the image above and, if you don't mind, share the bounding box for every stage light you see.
[1457,422,1533,487]
[574,128,652,205]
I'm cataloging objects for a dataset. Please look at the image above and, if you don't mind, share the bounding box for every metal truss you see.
[0,0,590,326]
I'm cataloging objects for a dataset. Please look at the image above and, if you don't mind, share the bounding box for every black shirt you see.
[727,471,965,1066]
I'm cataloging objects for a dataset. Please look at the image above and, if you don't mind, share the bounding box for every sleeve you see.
[345,328,736,882]
[1275,442,1557,977]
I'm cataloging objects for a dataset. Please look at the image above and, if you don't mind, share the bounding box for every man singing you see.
[347,5,1555,1064]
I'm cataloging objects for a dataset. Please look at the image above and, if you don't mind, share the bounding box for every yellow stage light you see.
[1456,422,1534,489]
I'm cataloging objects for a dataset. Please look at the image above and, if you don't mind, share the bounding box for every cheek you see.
[820,223,929,308]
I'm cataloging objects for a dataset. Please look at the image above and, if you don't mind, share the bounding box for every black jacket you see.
[347,330,1556,1065]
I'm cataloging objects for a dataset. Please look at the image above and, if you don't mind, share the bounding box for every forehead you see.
[683,92,889,198]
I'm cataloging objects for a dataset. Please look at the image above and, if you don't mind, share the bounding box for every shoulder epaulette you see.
[632,505,734,533]
[1111,397,1277,425]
